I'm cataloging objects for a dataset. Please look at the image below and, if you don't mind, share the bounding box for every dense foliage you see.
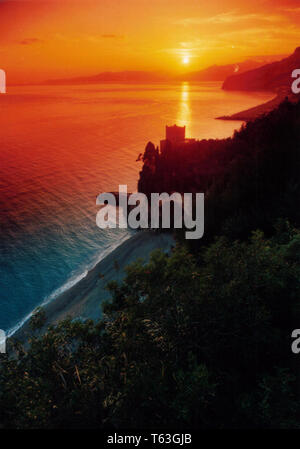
[0,99,300,429]
[139,98,300,243]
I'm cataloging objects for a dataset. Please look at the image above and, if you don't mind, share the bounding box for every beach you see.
[217,89,299,121]
[216,93,281,121]
[11,231,174,343]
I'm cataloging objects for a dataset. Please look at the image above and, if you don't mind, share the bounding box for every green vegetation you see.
[0,99,300,428]
[139,98,300,243]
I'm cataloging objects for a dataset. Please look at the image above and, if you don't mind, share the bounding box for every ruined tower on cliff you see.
[160,125,195,153]
[160,125,185,153]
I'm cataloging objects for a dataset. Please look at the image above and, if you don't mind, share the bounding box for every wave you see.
[6,231,133,339]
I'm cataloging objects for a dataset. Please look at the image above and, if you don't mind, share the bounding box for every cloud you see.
[283,7,300,12]
[20,38,43,45]
[177,11,283,26]
[160,20,300,60]
[101,34,124,39]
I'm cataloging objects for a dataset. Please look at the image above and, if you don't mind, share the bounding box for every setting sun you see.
[182,56,190,65]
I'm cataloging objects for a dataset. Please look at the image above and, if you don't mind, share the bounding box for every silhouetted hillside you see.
[177,57,284,82]
[43,55,285,85]
[2,99,300,430]
[138,98,300,242]
[222,47,300,92]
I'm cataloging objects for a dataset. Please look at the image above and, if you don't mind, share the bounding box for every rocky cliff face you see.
[222,47,300,92]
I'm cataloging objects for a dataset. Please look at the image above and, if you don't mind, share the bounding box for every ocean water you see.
[0,82,274,334]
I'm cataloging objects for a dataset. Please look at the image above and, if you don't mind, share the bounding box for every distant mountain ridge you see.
[176,56,285,82]
[44,71,170,85]
[218,47,300,121]
[43,55,285,85]
[222,47,300,92]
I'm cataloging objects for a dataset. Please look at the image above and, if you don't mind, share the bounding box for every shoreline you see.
[6,232,133,340]
[216,92,280,121]
[10,231,174,344]
[217,88,298,121]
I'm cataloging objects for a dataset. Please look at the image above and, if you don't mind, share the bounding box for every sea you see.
[0,82,274,335]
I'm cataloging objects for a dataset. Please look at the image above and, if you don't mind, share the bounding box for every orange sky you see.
[1,0,300,83]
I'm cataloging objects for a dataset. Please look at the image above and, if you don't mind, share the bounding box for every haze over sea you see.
[0,82,273,334]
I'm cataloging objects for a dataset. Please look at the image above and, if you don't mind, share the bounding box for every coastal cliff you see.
[3,98,300,429]
[139,98,300,243]
[219,47,300,120]
[222,47,300,91]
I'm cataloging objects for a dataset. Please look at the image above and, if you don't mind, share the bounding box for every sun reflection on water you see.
[177,82,191,134]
